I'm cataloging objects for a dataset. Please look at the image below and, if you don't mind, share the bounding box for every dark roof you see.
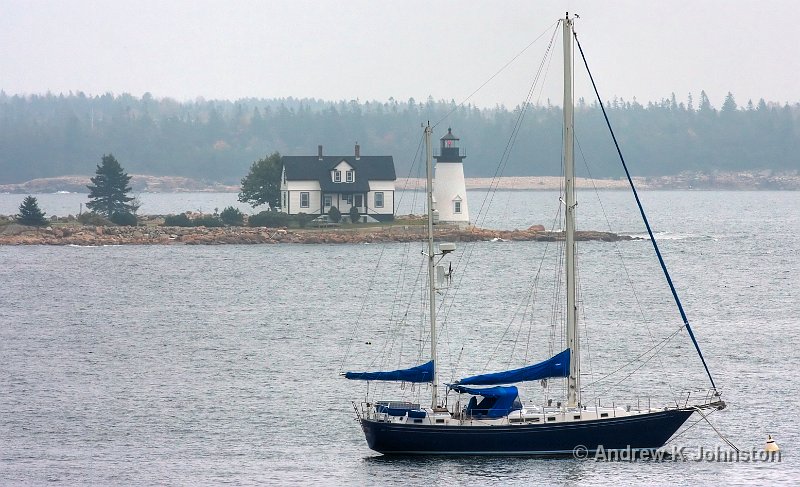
[440,127,459,141]
[282,155,396,193]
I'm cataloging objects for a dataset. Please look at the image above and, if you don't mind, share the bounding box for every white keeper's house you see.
[280,144,397,222]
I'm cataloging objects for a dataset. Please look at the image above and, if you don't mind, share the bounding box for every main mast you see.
[563,13,580,408]
[424,123,439,408]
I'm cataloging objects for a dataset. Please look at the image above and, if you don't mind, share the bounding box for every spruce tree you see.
[16,196,47,226]
[86,154,135,217]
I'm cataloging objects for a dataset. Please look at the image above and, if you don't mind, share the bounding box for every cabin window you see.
[324,195,332,208]
[375,192,384,208]
[435,419,445,424]
[600,413,609,418]
[454,200,462,214]
[300,192,309,208]
[334,171,341,182]
[530,417,540,422]
[346,170,354,182]
[547,416,556,421]
[573,415,581,420]
[414,419,422,424]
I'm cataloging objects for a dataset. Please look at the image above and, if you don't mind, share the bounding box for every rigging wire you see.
[574,134,679,405]
[431,21,559,130]
[435,25,560,382]
[472,24,560,230]
[574,30,718,393]
[584,325,683,394]
[338,132,426,374]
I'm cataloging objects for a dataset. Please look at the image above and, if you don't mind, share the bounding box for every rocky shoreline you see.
[0,223,633,246]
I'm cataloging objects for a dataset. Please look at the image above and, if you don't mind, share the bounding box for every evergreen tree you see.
[15,195,47,226]
[1,91,800,184]
[86,154,135,217]
[328,206,341,223]
[238,151,282,209]
[721,92,738,113]
[349,204,360,223]
[699,90,713,112]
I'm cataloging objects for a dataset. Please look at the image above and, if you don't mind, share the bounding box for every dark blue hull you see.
[361,408,694,455]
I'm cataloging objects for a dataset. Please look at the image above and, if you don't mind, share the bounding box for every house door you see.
[354,194,363,209]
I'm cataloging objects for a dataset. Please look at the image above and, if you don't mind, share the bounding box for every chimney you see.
[355,142,360,160]
[318,145,323,160]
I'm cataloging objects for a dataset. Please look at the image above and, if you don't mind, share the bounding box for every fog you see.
[2,0,798,107]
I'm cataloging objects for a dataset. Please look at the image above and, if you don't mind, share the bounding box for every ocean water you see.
[1,190,798,485]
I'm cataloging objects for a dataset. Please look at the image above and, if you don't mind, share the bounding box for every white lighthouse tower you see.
[433,127,469,225]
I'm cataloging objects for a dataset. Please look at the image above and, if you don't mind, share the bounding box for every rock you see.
[0,221,636,246]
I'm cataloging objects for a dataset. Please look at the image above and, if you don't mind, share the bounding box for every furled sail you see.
[454,349,570,386]
[344,360,433,383]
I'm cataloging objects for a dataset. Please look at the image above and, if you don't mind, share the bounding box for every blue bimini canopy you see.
[449,385,522,418]
[454,349,570,386]
[344,360,433,383]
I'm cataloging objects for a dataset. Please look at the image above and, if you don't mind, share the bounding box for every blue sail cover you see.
[344,360,433,383]
[448,385,522,418]
[454,349,570,386]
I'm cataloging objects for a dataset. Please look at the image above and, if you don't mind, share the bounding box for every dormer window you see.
[334,170,341,182]
[346,170,354,183]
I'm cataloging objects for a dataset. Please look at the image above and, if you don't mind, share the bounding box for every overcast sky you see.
[1,0,798,108]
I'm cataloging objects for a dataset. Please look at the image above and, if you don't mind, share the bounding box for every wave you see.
[620,231,721,241]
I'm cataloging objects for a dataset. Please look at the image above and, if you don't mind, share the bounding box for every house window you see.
[345,194,353,205]
[375,192,384,208]
[300,192,309,208]
[346,170,354,182]
[454,200,462,214]
[334,171,341,183]
[324,195,332,208]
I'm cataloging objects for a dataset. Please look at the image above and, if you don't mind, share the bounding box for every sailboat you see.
[343,13,725,456]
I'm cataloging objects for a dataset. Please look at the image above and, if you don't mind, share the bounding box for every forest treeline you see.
[0,90,798,184]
